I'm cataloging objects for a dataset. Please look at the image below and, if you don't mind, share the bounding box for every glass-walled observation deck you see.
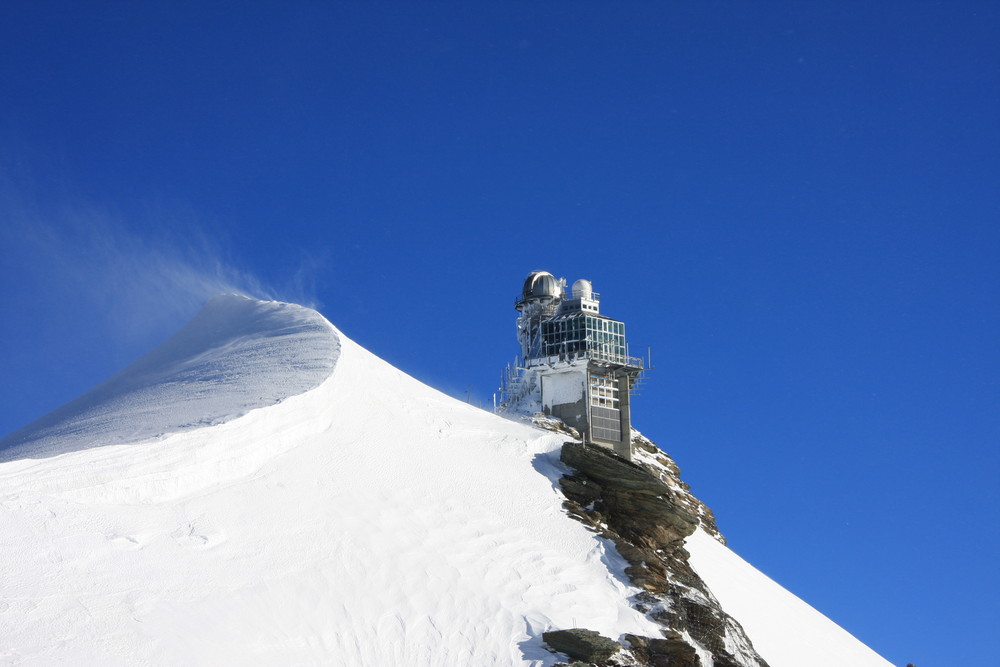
[536,313,642,368]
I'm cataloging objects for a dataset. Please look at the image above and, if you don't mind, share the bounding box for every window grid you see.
[541,315,628,363]
[589,374,620,409]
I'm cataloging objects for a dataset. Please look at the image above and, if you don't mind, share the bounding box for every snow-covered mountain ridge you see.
[0,295,894,666]
[1,295,338,462]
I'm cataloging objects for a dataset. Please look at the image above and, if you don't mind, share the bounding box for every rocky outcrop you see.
[624,633,700,667]
[629,433,724,543]
[560,439,699,549]
[555,434,769,667]
[543,628,622,664]
[530,412,583,440]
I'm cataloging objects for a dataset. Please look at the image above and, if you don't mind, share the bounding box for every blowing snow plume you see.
[0,186,339,457]
[0,180,337,445]
[0,295,339,461]
[0,198,274,348]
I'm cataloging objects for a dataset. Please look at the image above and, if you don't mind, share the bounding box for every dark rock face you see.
[560,440,699,551]
[625,633,700,667]
[557,436,769,667]
[543,628,621,663]
[629,434,724,544]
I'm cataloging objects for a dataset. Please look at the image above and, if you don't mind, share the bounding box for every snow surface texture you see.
[0,296,659,665]
[0,296,893,666]
[1,294,338,461]
[685,529,892,667]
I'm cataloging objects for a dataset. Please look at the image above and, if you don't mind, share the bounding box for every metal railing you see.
[514,291,600,308]
[524,348,643,370]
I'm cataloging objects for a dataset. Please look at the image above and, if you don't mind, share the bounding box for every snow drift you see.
[0,295,893,666]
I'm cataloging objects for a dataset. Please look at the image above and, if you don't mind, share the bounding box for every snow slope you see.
[685,529,893,667]
[0,295,659,666]
[0,296,894,666]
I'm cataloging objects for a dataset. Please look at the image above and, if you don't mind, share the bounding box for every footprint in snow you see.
[109,535,142,551]
[171,523,224,548]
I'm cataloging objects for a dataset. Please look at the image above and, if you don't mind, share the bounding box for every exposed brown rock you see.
[561,441,699,550]
[556,437,769,667]
[543,628,621,663]
[625,633,700,667]
[630,433,724,543]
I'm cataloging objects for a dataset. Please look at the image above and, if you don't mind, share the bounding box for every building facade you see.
[498,271,644,460]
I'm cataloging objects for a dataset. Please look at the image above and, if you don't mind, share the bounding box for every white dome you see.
[571,279,593,300]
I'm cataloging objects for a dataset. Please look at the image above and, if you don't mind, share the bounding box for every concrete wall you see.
[538,365,634,461]
[541,370,589,437]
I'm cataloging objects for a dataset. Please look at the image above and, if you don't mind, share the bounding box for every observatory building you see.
[498,271,645,460]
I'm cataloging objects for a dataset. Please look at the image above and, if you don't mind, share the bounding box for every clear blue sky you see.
[1,3,997,665]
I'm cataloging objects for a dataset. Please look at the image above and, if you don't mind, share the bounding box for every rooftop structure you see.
[499,271,645,460]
